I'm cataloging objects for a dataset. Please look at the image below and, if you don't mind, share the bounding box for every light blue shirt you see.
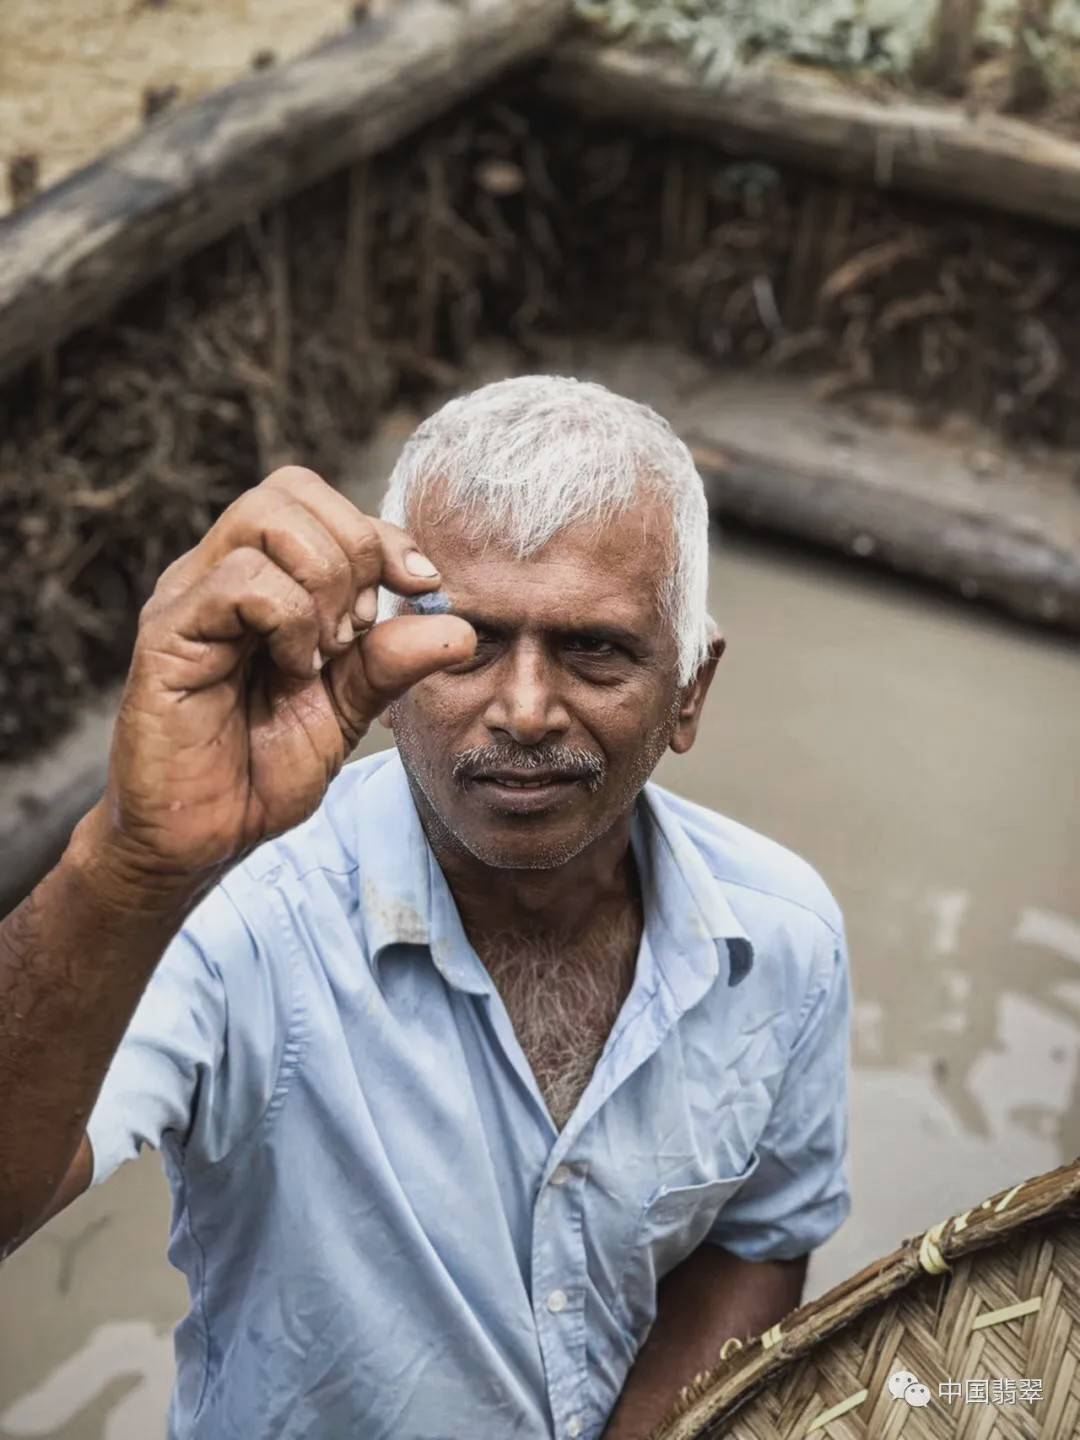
[87,749,852,1440]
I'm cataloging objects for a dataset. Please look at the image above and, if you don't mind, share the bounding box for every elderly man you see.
[0,376,851,1440]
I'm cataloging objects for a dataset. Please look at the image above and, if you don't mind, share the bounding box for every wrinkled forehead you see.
[406,474,677,570]
[407,479,675,611]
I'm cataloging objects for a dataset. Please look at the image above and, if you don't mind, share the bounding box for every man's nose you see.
[482,643,571,745]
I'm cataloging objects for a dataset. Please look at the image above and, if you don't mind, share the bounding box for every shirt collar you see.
[353,751,753,994]
[353,752,431,956]
[355,752,490,995]
[632,782,755,994]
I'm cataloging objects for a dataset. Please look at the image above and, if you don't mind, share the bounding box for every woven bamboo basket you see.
[651,1157,1080,1440]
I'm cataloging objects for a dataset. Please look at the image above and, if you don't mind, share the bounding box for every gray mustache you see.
[452,743,606,792]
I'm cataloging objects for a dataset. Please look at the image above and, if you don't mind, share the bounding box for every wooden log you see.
[542,38,1080,235]
[693,433,1080,632]
[0,0,570,390]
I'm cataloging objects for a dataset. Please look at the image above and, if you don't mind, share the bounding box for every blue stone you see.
[408,590,453,616]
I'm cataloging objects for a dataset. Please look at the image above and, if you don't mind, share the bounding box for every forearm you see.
[603,1246,807,1440]
[0,800,204,1251]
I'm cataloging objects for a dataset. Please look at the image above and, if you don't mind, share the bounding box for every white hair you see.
[379,374,711,684]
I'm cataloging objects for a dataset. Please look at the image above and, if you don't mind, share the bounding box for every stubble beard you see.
[389,695,682,872]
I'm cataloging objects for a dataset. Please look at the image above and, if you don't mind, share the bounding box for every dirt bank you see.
[0,0,376,214]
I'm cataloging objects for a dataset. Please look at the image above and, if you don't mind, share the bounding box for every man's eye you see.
[565,636,616,657]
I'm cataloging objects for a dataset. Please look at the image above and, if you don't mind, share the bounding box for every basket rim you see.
[651,1152,1080,1440]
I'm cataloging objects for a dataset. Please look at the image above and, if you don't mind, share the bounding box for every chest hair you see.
[475,909,641,1131]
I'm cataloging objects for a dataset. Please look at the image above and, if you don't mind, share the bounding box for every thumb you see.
[323,613,476,741]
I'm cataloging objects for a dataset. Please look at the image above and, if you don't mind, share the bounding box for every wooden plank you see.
[0,0,570,388]
[542,38,1080,235]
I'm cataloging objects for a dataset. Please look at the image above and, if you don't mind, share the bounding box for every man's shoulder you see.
[645,781,844,943]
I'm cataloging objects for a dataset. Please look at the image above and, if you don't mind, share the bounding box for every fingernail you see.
[404,550,439,578]
[336,614,354,645]
[312,646,325,674]
[353,589,378,626]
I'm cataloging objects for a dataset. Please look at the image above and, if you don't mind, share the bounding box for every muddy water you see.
[1,535,1077,1439]
[689,537,1080,1297]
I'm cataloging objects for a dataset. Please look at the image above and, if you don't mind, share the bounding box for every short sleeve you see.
[707,924,853,1262]
[86,877,288,1186]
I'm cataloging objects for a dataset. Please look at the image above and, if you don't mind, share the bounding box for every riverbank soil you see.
[0,0,374,215]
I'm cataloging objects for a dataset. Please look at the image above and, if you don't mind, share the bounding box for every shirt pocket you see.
[615,1153,761,1342]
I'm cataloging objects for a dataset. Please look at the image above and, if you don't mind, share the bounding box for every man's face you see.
[386,491,711,870]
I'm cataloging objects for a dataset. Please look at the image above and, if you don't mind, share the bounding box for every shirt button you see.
[567,1417,583,1438]
[550,1165,573,1187]
[546,1288,568,1314]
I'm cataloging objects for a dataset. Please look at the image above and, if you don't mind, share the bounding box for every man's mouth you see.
[466,769,585,815]
[474,770,577,789]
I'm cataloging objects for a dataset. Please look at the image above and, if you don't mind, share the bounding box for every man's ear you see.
[378,702,397,733]
[669,625,726,756]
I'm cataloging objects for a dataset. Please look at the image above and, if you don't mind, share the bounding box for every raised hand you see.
[94,464,475,890]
